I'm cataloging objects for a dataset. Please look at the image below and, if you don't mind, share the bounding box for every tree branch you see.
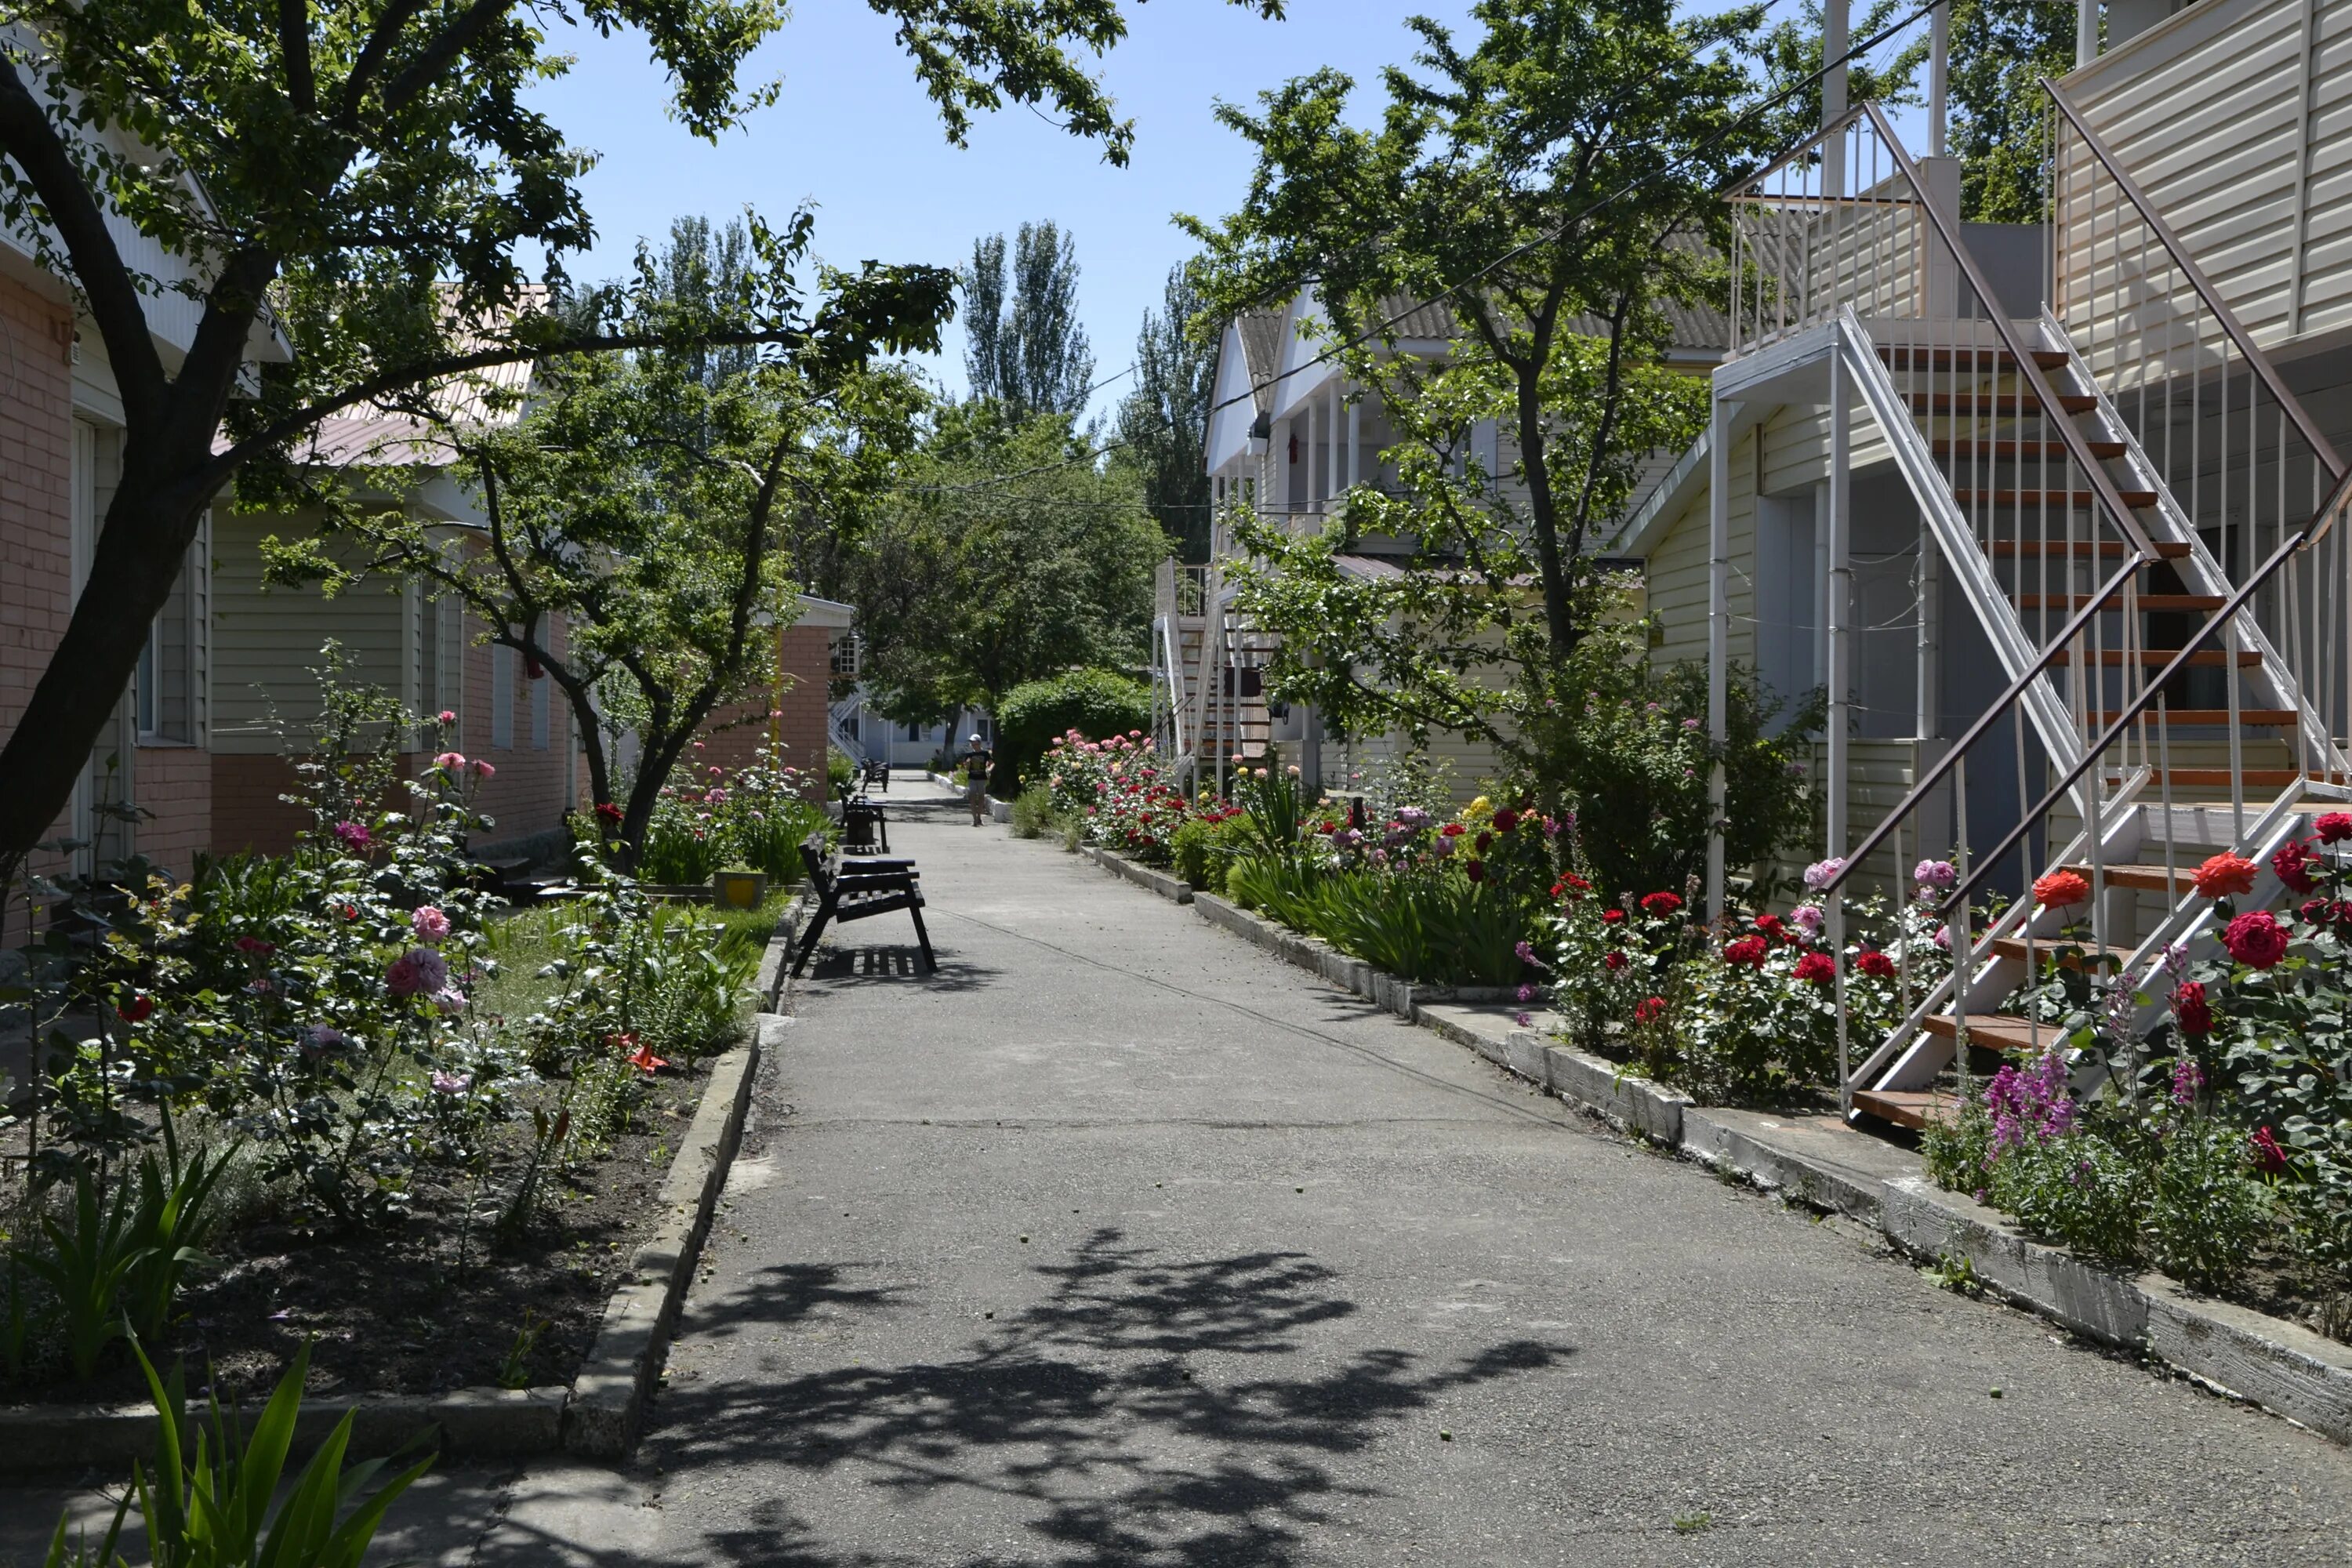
[337,0,430,125]
[281,0,317,114]
[0,60,167,423]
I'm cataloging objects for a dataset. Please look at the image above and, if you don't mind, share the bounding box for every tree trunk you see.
[0,470,212,873]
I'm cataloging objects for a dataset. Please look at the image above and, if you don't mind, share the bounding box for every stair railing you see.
[2045,81,2349,779]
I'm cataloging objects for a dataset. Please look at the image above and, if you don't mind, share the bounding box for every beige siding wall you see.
[210,509,414,755]
[2064,0,2352,353]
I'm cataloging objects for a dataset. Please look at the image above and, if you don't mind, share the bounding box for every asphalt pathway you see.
[12,778,2345,1566]
[628,779,2352,1566]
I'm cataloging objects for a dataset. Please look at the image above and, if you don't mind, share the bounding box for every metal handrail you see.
[1724,101,1875,195]
[2044,79,2346,485]
[1934,527,2311,920]
[1819,554,2140,897]
[1862,102,2161,564]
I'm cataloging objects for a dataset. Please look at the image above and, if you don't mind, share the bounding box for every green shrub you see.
[1171,811,1254,891]
[828,746,856,791]
[1010,783,1058,840]
[993,668,1152,795]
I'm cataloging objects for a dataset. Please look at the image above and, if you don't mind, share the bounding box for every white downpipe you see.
[1828,347,1853,869]
[1707,397,1733,924]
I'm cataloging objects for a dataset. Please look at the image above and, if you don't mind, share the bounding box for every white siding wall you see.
[2065,0,2352,352]
[210,510,411,753]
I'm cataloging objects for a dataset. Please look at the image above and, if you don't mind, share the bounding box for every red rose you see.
[1475,831,1494,855]
[1602,909,1626,925]
[1723,935,1769,968]
[1633,995,1668,1024]
[2173,980,2212,1036]
[2223,910,2291,969]
[1465,859,1486,884]
[2317,811,2352,844]
[117,993,154,1024]
[2032,869,2090,909]
[1857,949,1896,978]
[2193,853,2258,899]
[595,801,625,823]
[2274,840,2318,895]
[1603,950,1628,971]
[1493,808,1520,833]
[1793,951,1836,986]
[1440,822,1466,838]
[1639,891,1683,916]
[1755,913,1790,944]
[2252,1125,2288,1174]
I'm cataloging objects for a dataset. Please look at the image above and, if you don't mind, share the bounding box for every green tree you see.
[1183,0,1768,787]
[1751,0,1926,154]
[260,216,928,863]
[0,0,1282,878]
[1186,0,1766,666]
[1950,0,2076,222]
[1114,265,1217,563]
[964,221,1095,418]
[850,405,1161,724]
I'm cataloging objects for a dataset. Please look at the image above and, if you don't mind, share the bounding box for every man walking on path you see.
[957,732,993,826]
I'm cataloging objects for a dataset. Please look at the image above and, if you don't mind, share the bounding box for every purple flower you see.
[2170,1057,2205,1109]
[1912,858,1956,891]
[1514,940,1537,964]
[1802,858,1846,893]
[430,1070,472,1095]
[1791,903,1824,935]
[1514,1011,1533,1027]
[302,1025,347,1056]
[1984,1051,2077,1154]
[1516,983,1537,1002]
[333,820,372,853]
[387,947,449,999]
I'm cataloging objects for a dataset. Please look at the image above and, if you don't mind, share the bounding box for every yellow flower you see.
[1467,795,1492,818]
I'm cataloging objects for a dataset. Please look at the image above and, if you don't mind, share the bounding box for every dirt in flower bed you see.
[2,1056,718,1410]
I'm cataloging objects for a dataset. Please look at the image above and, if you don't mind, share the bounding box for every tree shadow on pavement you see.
[649,1229,1573,1567]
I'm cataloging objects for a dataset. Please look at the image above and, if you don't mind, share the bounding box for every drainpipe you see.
[1828,338,1853,873]
[1707,395,1733,924]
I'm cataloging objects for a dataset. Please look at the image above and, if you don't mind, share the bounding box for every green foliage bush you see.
[994,668,1153,794]
[1010,783,1058,840]
[1170,811,1254,891]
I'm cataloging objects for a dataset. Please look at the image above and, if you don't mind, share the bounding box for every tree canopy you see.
[846,404,1161,724]
[0,0,1283,875]
[964,220,1096,419]
[1114,265,1218,564]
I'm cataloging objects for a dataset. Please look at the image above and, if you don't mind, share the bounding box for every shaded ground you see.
[630,781,2352,1566]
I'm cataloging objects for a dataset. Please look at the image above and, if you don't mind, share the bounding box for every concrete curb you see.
[1083,845,1194,905]
[0,1387,568,1474]
[563,1015,771,1458]
[756,891,812,1012]
[1052,838,2352,1446]
[922,771,1013,822]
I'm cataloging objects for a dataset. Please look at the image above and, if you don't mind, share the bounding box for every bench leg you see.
[790,903,835,978]
[907,900,937,975]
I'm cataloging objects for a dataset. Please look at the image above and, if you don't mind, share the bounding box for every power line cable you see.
[890,0,1947,502]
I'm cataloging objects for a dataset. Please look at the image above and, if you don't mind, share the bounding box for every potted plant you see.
[710,863,768,909]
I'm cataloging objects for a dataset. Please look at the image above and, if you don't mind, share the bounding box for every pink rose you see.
[470,760,495,779]
[434,752,466,771]
[437,709,457,725]
[410,905,451,942]
[387,947,450,999]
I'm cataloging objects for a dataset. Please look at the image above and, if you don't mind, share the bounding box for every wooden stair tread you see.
[1932,437,2128,459]
[2049,647,2260,666]
[1986,935,2129,967]
[1918,1013,2065,1051]
[2087,708,2298,725]
[1851,1089,1962,1131]
[2061,862,2182,891]
[2124,768,2351,787]
[1953,488,2158,509]
[1907,391,2098,414]
[2016,593,2225,612]
[1985,539,2192,558]
[1878,346,2071,371]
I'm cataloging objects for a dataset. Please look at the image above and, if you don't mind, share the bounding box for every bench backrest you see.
[799,832,833,894]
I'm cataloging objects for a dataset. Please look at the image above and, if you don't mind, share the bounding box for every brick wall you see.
[687,625,832,803]
[134,746,212,878]
[0,273,78,860]
[457,607,573,849]
[209,751,422,857]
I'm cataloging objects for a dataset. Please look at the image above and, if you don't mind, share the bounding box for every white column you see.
[1328,379,1341,503]
[1347,392,1361,489]
[1823,0,1849,198]
[2078,0,2099,67]
[1707,395,1733,923]
[1929,2,1950,158]
[1828,339,1853,865]
[1303,399,1317,516]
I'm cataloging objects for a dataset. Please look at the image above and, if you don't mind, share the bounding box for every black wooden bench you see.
[862,757,891,793]
[834,783,891,855]
[792,831,935,977]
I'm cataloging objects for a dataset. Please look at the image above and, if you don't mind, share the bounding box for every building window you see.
[137,528,201,745]
[492,644,515,749]
[531,662,550,750]
[830,634,860,678]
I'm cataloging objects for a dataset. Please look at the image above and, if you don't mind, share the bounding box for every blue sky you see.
[524,2,1481,425]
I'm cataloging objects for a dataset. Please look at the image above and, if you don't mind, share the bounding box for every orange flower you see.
[2190,853,2257,899]
[2031,869,2090,909]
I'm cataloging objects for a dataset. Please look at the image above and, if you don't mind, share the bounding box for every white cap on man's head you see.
[970,734,982,742]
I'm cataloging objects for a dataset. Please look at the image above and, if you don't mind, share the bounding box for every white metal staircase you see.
[1729,98,2352,1127]
[1151,557,1273,786]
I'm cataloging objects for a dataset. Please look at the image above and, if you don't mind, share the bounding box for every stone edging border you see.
[1076,842,2352,1446]
[0,900,806,1473]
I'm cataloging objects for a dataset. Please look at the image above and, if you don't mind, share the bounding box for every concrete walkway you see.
[7,777,2348,1566]
[629,780,2351,1565]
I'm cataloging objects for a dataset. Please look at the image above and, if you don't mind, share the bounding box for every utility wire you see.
[888,0,1947,503]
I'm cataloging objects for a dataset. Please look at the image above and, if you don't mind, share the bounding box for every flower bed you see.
[1914,831,2352,1338]
[2,712,775,1404]
[627,739,828,884]
[1044,728,1195,864]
